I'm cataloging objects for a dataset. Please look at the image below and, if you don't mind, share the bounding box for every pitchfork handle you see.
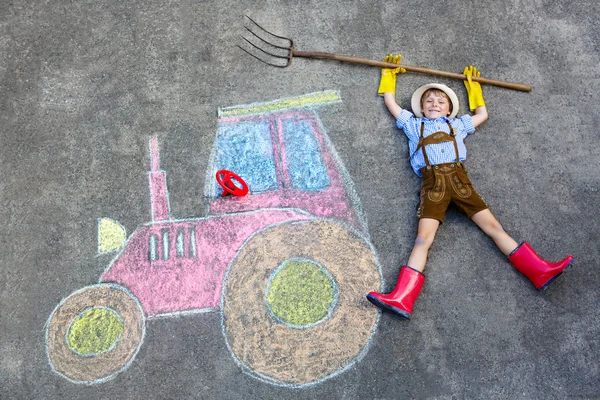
[292,50,532,92]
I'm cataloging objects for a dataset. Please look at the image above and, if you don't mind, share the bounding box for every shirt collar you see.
[424,116,451,123]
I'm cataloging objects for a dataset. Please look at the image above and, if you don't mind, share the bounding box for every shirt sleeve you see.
[395,109,414,130]
[457,114,475,135]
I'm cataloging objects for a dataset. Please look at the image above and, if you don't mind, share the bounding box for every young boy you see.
[366,54,574,319]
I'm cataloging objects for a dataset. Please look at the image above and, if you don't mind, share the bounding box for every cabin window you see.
[215,120,278,195]
[282,119,329,191]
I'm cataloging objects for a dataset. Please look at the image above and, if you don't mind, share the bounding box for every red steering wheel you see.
[216,170,249,197]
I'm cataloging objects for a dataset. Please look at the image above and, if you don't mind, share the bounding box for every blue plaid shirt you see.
[396,110,476,177]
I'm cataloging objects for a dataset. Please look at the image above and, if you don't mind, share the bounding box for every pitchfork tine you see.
[244,15,294,47]
[241,36,288,60]
[241,16,294,67]
[238,39,290,68]
[237,44,289,68]
[243,26,291,51]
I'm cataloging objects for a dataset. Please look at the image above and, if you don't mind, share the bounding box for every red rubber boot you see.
[366,266,425,319]
[508,242,574,290]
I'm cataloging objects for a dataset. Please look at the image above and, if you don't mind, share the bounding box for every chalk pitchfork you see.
[240,16,532,92]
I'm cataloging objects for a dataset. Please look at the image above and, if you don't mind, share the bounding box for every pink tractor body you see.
[100,108,366,317]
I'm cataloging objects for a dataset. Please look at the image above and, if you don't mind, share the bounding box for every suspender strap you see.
[416,121,460,167]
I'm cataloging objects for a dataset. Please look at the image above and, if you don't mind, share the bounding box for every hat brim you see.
[411,83,459,118]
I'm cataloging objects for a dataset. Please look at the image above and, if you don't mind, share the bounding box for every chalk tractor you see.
[45,91,382,386]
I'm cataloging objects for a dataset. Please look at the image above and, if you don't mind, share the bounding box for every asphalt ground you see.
[1,1,599,399]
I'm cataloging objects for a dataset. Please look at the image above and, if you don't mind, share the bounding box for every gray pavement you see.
[1,1,599,399]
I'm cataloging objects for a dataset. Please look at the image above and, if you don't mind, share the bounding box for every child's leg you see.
[365,217,439,318]
[470,209,518,255]
[406,218,440,272]
[470,209,573,290]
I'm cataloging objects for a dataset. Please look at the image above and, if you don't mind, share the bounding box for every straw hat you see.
[411,83,459,118]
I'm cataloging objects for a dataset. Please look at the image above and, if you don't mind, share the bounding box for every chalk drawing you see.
[222,219,380,387]
[265,257,339,329]
[45,91,383,387]
[67,306,124,356]
[97,218,127,254]
[148,136,171,221]
[45,284,145,385]
[216,90,341,118]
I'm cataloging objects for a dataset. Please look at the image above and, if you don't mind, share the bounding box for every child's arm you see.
[378,54,406,120]
[471,105,488,128]
[384,92,403,119]
[463,66,488,128]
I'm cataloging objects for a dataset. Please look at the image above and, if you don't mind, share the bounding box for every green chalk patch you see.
[67,307,124,356]
[267,259,335,327]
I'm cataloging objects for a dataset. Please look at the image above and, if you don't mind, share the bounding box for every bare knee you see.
[487,220,506,234]
[480,220,508,241]
[414,232,435,250]
[472,210,505,235]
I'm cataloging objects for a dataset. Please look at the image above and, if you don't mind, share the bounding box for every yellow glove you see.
[378,54,406,96]
[463,65,486,110]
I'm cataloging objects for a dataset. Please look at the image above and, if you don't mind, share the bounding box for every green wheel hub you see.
[266,259,337,327]
[67,307,124,356]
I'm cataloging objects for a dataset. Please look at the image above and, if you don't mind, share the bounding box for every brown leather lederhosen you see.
[416,121,488,223]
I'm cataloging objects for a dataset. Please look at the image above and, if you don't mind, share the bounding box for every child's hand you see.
[378,54,406,96]
[463,66,486,111]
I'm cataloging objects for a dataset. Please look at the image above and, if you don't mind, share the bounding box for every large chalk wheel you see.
[222,219,381,386]
[46,284,145,384]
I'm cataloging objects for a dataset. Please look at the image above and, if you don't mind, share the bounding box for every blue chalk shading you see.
[215,120,278,195]
[176,228,184,257]
[282,119,329,191]
[161,230,169,260]
[188,227,197,258]
[149,234,158,261]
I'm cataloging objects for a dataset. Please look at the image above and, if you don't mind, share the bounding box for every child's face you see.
[421,93,451,119]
